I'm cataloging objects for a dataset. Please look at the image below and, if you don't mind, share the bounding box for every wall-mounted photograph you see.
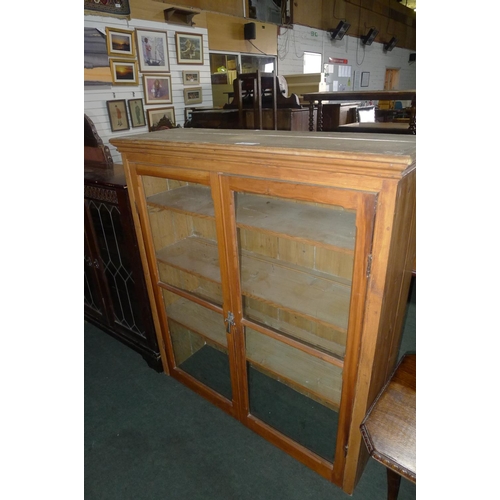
[105,27,135,58]
[127,98,146,128]
[136,29,169,73]
[143,74,172,105]
[146,107,176,131]
[183,87,203,105]
[175,32,203,64]
[110,58,139,85]
[182,70,200,85]
[106,99,130,132]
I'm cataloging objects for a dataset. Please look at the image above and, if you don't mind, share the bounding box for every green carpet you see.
[85,282,416,499]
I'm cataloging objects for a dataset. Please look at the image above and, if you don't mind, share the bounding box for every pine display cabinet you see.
[110,128,416,494]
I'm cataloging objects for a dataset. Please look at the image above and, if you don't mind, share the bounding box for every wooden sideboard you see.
[186,107,313,131]
[110,128,416,495]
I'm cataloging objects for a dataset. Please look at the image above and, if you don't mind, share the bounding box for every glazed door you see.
[219,176,376,481]
[134,168,238,413]
[84,205,107,323]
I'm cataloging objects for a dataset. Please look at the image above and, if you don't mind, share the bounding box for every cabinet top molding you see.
[111,129,415,177]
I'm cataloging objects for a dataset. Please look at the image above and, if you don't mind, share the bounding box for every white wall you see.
[277,24,416,92]
[84,15,212,164]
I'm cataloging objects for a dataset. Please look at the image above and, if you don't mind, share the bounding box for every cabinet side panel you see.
[345,170,416,493]
[370,171,416,402]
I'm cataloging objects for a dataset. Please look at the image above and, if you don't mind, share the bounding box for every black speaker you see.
[361,28,378,46]
[328,20,351,41]
[244,22,256,41]
[383,37,398,52]
[409,53,416,62]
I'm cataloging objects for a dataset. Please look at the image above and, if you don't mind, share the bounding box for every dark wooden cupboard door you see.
[84,206,107,323]
[218,175,377,483]
[135,168,239,415]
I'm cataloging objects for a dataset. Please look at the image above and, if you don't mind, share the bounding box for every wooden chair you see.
[234,70,278,130]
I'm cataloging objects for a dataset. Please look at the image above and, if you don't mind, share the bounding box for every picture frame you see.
[127,98,146,128]
[146,107,176,132]
[182,70,200,85]
[106,99,130,132]
[361,71,370,87]
[183,87,203,105]
[135,29,169,73]
[175,32,203,64]
[143,74,172,105]
[105,27,136,58]
[109,58,139,85]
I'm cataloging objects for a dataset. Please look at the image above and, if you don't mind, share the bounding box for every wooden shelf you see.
[165,295,342,409]
[147,186,356,252]
[163,7,200,26]
[166,295,227,348]
[147,185,214,219]
[156,236,351,333]
[246,327,342,408]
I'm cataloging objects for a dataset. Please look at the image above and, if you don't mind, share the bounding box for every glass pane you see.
[240,54,276,74]
[210,53,238,107]
[246,327,342,461]
[235,192,355,358]
[163,289,232,401]
[142,176,223,307]
[87,199,146,336]
[236,190,355,462]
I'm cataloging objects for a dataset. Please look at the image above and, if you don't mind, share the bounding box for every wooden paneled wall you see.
[128,0,415,51]
[130,1,277,54]
[206,13,277,54]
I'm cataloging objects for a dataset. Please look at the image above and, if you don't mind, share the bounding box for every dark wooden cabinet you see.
[84,161,162,370]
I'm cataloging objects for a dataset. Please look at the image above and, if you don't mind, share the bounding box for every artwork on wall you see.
[106,99,130,132]
[361,72,370,87]
[182,70,200,85]
[146,107,176,131]
[105,27,136,58]
[136,29,170,73]
[128,98,146,128]
[110,58,139,85]
[84,0,130,16]
[175,32,203,64]
[183,87,203,105]
[143,74,172,105]
[84,28,112,86]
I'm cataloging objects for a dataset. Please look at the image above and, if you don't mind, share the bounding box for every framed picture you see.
[361,71,370,87]
[136,29,169,73]
[183,87,203,105]
[127,98,146,128]
[110,58,139,85]
[175,32,203,64]
[105,27,135,58]
[146,107,176,132]
[106,99,130,132]
[143,74,172,105]
[182,70,200,85]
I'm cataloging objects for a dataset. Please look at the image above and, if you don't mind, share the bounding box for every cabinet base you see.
[84,316,163,372]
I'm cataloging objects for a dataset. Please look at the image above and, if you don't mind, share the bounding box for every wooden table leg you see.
[387,468,402,500]
[308,100,315,131]
[317,101,323,131]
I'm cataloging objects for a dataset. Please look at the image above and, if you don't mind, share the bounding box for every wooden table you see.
[360,353,416,500]
[301,90,416,134]
[337,122,412,134]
